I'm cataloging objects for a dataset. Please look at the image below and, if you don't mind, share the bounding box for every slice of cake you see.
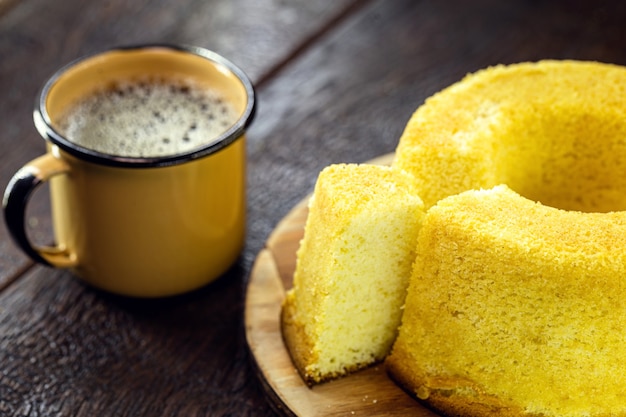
[281,163,424,385]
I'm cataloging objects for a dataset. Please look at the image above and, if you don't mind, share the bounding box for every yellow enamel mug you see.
[3,45,255,297]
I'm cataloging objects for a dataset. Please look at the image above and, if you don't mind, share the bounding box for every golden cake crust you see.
[280,292,314,384]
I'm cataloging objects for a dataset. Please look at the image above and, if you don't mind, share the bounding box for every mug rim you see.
[34,43,256,168]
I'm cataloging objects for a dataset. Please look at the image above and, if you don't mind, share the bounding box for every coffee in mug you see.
[57,76,238,157]
[3,45,256,297]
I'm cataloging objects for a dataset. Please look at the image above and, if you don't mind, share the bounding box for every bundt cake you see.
[281,60,626,416]
[281,163,424,385]
[387,60,626,417]
[386,185,626,417]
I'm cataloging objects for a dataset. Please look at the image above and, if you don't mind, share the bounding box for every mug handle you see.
[3,153,78,268]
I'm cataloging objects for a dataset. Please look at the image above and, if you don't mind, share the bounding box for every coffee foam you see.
[56,76,238,158]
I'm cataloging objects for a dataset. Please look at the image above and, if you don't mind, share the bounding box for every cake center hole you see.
[494,109,626,213]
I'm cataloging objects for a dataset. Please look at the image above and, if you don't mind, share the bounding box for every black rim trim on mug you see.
[34,44,256,168]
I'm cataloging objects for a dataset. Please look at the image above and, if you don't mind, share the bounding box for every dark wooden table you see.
[1,0,626,415]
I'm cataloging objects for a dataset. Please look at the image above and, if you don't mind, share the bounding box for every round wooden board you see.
[244,154,439,417]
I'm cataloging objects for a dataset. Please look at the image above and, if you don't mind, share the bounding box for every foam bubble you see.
[56,76,238,157]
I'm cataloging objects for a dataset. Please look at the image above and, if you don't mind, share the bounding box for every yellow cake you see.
[387,60,626,417]
[387,185,626,417]
[281,163,424,385]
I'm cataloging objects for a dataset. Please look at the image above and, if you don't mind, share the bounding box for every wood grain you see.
[245,155,438,415]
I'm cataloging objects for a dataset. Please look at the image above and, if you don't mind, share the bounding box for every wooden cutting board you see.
[244,154,439,416]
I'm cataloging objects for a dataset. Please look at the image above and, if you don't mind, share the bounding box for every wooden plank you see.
[0,264,277,416]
